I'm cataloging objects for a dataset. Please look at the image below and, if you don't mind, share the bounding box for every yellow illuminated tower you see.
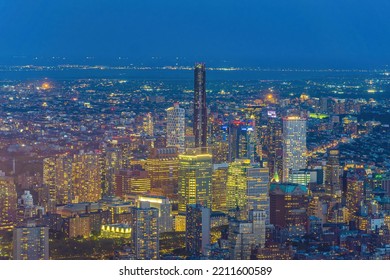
[103,147,123,196]
[226,160,247,211]
[43,158,57,212]
[72,152,102,203]
[346,173,364,221]
[211,163,229,213]
[178,148,212,212]
[43,155,72,206]
[0,172,17,231]
[56,156,73,204]
[146,147,178,197]
[142,113,154,136]
[226,160,270,219]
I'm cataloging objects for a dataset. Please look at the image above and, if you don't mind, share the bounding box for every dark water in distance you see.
[0,68,378,81]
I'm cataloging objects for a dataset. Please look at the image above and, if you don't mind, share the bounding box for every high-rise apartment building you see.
[13,221,49,260]
[0,172,17,231]
[72,152,102,203]
[166,103,185,153]
[43,157,57,213]
[45,155,73,204]
[131,202,159,260]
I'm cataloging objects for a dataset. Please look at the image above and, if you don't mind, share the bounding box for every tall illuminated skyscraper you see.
[178,148,212,212]
[226,159,269,219]
[55,155,72,204]
[13,221,49,260]
[72,152,102,203]
[227,120,256,162]
[282,116,307,182]
[209,115,229,163]
[0,172,17,231]
[345,171,365,221]
[131,202,159,260]
[137,195,173,233]
[43,155,73,206]
[142,112,154,136]
[166,103,185,153]
[147,147,179,197]
[193,63,207,148]
[325,149,341,197]
[262,108,283,179]
[102,147,122,197]
[186,204,211,256]
[211,163,229,213]
[43,158,57,213]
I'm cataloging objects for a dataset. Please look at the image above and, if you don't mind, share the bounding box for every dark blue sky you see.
[0,0,389,67]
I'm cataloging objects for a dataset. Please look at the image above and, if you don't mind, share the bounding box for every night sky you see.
[0,0,389,67]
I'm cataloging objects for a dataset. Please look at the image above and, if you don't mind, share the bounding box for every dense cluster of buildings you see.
[0,63,389,260]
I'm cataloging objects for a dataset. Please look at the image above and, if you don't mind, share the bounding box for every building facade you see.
[166,103,185,153]
[282,116,307,182]
[178,148,212,212]
[194,63,207,148]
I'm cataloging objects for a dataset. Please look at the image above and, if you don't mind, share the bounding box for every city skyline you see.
[1,62,389,260]
[1,1,390,263]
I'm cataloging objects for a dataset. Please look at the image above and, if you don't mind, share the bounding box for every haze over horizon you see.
[0,0,390,68]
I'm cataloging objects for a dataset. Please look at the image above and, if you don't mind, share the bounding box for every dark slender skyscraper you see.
[325,149,341,197]
[194,63,207,148]
[186,204,210,256]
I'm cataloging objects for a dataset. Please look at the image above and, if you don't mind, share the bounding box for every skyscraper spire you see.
[271,159,280,183]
